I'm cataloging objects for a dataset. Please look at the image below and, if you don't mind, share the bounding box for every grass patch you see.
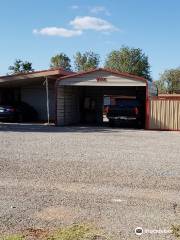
[0,235,24,240]
[0,224,109,240]
[172,225,180,238]
[47,224,108,240]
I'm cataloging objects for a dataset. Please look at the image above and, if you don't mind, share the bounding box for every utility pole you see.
[44,77,50,124]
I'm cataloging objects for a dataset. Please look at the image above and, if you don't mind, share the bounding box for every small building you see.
[0,68,72,122]
[56,68,149,127]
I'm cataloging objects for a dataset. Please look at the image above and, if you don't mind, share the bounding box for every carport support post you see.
[45,77,50,124]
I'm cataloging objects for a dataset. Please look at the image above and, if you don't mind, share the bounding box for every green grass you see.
[0,235,24,240]
[47,224,108,240]
[0,224,109,240]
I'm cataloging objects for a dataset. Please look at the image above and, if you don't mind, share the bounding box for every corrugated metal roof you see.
[0,68,73,82]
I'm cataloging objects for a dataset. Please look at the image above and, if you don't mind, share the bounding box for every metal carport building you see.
[56,68,148,127]
[0,68,72,122]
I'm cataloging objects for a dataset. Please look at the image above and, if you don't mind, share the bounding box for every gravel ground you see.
[0,123,180,239]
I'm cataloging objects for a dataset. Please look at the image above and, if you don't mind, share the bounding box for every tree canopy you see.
[74,51,100,71]
[7,48,152,78]
[50,53,71,71]
[156,68,180,93]
[105,46,151,80]
[9,59,34,74]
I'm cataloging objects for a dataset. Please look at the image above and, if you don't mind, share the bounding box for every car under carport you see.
[56,68,149,128]
[0,68,72,122]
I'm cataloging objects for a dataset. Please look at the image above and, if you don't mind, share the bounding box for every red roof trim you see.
[152,96,180,100]
[58,68,147,82]
[0,67,74,79]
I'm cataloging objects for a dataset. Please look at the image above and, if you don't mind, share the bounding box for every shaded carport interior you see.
[56,68,147,128]
[0,68,72,122]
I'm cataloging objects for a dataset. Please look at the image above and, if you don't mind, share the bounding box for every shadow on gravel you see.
[0,122,143,133]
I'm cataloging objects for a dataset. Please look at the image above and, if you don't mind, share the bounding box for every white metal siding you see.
[59,71,146,87]
[56,87,80,125]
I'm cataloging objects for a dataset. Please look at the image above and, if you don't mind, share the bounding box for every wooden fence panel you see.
[149,98,180,130]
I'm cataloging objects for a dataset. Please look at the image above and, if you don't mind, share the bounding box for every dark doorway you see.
[0,88,21,104]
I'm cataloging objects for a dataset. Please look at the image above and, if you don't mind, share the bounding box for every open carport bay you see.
[0,81,56,121]
[0,68,72,123]
[0,125,179,239]
[56,69,147,128]
[57,86,146,127]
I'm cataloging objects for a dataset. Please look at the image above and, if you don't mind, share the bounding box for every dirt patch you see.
[34,206,80,222]
[23,228,50,240]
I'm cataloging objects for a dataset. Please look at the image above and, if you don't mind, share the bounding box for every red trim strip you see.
[151,96,180,100]
[54,80,58,125]
[145,82,150,130]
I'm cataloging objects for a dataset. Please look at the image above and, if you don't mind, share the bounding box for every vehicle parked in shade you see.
[107,99,142,127]
[0,102,38,122]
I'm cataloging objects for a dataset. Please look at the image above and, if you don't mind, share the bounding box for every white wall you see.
[59,71,146,87]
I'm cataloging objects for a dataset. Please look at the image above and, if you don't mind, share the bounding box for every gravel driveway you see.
[0,124,180,239]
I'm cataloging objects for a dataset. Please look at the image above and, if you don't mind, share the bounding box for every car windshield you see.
[115,99,139,107]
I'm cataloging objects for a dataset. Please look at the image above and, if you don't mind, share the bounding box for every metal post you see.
[45,77,50,124]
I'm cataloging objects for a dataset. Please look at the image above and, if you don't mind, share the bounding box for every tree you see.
[154,79,167,94]
[105,46,151,80]
[9,59,34,74]
[74,51,100,71]
[158,68,180,93]
[50,53,71,71]
[22,61,33,73]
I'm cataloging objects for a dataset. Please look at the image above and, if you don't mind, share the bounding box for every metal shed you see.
[0,68,72,122]
[56,68,148,127]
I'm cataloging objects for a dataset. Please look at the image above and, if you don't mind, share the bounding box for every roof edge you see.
[0,67,74,79]
[58,68,147,82]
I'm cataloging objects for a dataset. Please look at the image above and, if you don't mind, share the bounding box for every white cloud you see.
[71,5,79,10]
[70,16,118,32]
[33,16,118,37]
[90,6,110,16]
[33,27,82,37]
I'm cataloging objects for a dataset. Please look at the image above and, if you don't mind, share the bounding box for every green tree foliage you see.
[105,46,151,80]
[157,68,180,93]
[74,51,100,71]
[50,53,71,71]
[9,59,34,74]
[154,79,167,94]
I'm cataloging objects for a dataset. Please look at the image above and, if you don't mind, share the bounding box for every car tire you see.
[17,114,23,123]
[9,116,15,123]
[109,119,115,127]
[137,120,142,129]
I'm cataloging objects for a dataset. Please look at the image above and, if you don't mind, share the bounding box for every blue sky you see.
[0,0,180,79]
